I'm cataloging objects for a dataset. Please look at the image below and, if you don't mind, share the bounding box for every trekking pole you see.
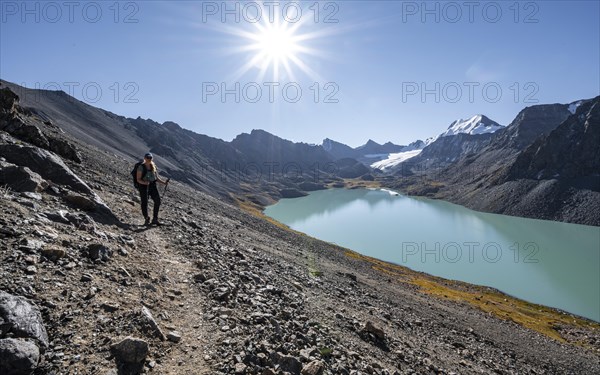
[163,178,171,198]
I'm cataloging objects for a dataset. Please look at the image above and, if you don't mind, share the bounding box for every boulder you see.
[48,137,81,163]
[270,352,302,374]
[86,244,112,262]
[0,162,48,192]
[110,337,149,364]
[0,87,20,117]
[0,292,48,348]
[360,321,386,342]
[301,360,326,375]
[1,121,49,150]
[0,144,89,193]
[64,192,96,211]
[0,338,40,375]
[0,144,114,218]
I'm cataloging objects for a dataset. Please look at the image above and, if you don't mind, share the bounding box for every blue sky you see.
[1,1,598,147]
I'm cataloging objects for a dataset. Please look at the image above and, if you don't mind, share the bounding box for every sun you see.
[244,20,307,81]
[216,9,326,82]
[256,26,298,63]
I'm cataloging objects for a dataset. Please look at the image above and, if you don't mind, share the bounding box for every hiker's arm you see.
[136,170,149,186]
[156,171,169,185]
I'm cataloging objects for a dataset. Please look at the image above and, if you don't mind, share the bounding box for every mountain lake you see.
[264,188,600,322]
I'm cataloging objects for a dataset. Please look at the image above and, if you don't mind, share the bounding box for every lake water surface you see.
[264,188,600,321]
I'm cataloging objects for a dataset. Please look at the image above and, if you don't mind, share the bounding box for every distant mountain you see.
[231,129,333,170]
[322,138,407,161]
[322,138,356,160]
[388,99,599,225]
[399,132,496,172]
[439,115,503,138]
[355,139,405,155]
[377,115,503,172]
[322,137,424,169]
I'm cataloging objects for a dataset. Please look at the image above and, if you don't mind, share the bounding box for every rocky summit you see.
[0,83,599,375]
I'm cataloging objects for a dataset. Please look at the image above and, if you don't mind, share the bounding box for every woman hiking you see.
[136,152,169,225]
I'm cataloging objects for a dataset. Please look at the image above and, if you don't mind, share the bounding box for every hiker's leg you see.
[138,185,149,219]
[149,183,161,220]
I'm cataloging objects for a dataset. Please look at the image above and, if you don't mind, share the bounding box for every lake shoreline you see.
[256,185,600,332]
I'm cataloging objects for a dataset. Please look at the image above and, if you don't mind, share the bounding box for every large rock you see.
[0,162,48,192]
[301,360,326,375]
[1,121,49,150]
[0,87,20,117]
[360,321,386,342]
[0,291,48,348]
[48,137,81,163]
[110,337,149,364]
[64,192,96,210]
[86,244,112,262]
[0,338,40,375]
[0,144,89,193]
[0,144,114,218]
[270,352,302,374]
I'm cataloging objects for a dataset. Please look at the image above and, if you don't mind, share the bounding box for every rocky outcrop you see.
[0,144,114,219]
[0,161,48,192]
[0,144,87,193]
[0,88,81,163]
[508,97,599,185]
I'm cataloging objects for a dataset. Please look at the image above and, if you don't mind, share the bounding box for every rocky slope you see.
[396,133,495,173]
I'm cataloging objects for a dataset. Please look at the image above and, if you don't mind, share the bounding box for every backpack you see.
[131,162,148,188]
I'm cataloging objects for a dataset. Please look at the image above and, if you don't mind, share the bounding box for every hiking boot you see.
[144,217,151,226]
[151,218,161,226]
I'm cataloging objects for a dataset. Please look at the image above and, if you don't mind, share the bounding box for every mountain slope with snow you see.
[370,149,423,170]
[440,115,503,137]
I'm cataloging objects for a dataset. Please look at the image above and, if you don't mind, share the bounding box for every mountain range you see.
[1,79,598,225]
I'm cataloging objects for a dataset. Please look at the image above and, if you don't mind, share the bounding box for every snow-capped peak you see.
[439,115,503,137]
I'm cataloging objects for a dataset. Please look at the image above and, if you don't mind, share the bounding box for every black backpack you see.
[131,162,148,188]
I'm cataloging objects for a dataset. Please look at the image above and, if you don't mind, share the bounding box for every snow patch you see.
[568,101,582,115]
[370,149,422,170]
[363,153,389,159]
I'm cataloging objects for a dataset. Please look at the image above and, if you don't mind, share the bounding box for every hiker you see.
[136,152,169,225]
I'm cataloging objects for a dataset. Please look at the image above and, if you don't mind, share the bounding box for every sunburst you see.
[216,5,328,82]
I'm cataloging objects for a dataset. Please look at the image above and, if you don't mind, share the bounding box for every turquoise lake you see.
[264,188,600,322]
